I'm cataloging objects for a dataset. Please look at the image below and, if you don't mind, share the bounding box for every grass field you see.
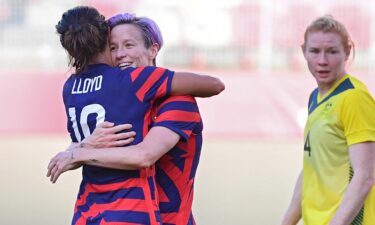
[0,135,303,225]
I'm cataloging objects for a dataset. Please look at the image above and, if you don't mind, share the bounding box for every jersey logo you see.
[323,102,333,113]
[308,78,354,115]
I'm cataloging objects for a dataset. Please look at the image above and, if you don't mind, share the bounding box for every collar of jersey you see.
[308,74,354,114]
[317,74,350,103]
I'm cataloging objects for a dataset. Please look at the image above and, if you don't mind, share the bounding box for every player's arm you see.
[329,90,375,224]
[171,72,225,97]
[281,171,302,225]
[76,126,179,168]
[81,122,136,148]
[329,142,375,225]
[47,126,180,183]
[46,122,136,182]
[46,142,81,181]
[130,67,224,102]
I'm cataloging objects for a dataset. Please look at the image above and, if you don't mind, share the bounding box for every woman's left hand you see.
[47,150,81,183]
[82,121,136,148]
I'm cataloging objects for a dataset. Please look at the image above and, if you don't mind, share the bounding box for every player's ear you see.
[149,43,159,61]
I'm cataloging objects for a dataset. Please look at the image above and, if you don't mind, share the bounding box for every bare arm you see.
[48,126,180,183]
[67,142,79,150]
[46,122,136,183]
[46,142,81,181]
[81,122,136,148]
[282,171,302,225]
[171,72,225,97]
[329,142,375,225]
[75,126,179,169]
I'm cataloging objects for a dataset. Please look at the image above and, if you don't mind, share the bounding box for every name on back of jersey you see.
[72,75,103,94]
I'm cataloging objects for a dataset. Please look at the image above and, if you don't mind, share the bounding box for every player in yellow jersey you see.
[282,15,375,225]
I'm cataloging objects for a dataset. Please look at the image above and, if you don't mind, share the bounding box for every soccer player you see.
[48,6,224,225]
[282,15,375,225]
[108,14,204,225]
[48,13,211,225]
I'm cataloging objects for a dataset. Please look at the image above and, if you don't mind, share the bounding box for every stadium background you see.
[1,0,374,224]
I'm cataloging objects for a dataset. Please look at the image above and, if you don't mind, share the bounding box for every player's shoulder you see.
[341,75,372,98]
[63,74,77,89]
[308,87,319,106]
[339,77,375,109]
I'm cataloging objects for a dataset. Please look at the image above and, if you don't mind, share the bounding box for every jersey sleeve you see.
[128,66,174,103]
[341,89,375,145]
[152,96,202,141]
[63,76,79,142]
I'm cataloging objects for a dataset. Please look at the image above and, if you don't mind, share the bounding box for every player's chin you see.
[314,73,331,82]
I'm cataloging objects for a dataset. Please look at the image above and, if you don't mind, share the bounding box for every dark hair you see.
[56,6,109,73]
[108,13,163,65]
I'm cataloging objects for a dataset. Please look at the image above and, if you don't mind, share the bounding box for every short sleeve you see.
[341,89,375,145]
[152,96,202,141]
[63,76,79,142]
[128,66,174,103]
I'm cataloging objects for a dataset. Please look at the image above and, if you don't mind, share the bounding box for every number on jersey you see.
[304,132,311,156]
[68,104,105,142]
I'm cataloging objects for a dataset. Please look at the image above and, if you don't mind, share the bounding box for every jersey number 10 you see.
[68,104,106,142]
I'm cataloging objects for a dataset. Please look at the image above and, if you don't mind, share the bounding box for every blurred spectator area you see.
[0,0,374,72]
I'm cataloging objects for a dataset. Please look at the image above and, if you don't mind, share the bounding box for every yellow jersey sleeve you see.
[340,89,375,146]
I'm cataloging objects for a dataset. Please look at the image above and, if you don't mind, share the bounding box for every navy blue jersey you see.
[62,64,174,225]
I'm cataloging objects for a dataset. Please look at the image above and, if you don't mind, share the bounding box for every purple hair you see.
[108,13,163,51]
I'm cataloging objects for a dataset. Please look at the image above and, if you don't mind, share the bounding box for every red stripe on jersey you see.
[74,176,160,225]
[156,111,200,123]
[154,77,168,100]
[143,108,152,138]
[182,129,191,137]
[142,167,159,224]
[76,198,150,221]
[160,212,178,224]
[156,182,169,202]
[133,108,158,223]
[130,67,144,82]
[101,221,149,225]
[168,203,193,225]
[136,67,165,102]
[158,135,198,225]
[75,178,144,212]
[156,110,201,122]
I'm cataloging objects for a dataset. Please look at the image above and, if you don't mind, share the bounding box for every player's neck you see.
[89,50,113,67]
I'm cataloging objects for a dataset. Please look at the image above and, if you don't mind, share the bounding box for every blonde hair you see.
[302,15,355,59]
